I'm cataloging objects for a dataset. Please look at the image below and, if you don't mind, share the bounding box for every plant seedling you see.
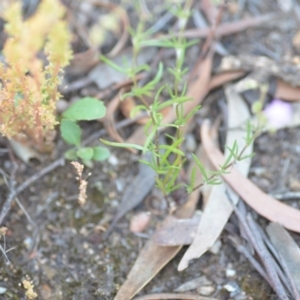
[60,97,110,167]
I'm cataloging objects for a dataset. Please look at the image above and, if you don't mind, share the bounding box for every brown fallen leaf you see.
[9,139,41,164]
[154,213,201,246]
[120,96,149,125]
[178,85,252,271]
[201,120,300,233]
[275,79,300,101]
[208,71,245,90]
[66,47,99,76]
[102,92,125,145]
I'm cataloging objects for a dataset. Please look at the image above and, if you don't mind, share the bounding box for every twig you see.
[0,157,65,225]
[133,293,217,300]
[246,214,289,300]
[226,191,289,299]
[228,235,271,285]
[82,112,149,146]
[277,251,300,300]
[270,191,300,200]
[156,13,279,39]
[253,221,293,293]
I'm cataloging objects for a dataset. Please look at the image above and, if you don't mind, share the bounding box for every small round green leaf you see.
[64,148,78,160]
[60,119,81,146]
[81,159,94,168]
[62,97,106,121]
[76,147,94,160]
[92,146,110,161]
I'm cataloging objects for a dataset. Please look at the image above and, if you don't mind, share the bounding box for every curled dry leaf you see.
[120,96,149,125]
[201,120,300,233]
[120,95,171,126]
[102,92,126,146]
[67,47,99,76]
[9,139,41,164]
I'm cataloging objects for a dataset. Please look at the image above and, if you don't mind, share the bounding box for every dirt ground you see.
[1,1,300,299]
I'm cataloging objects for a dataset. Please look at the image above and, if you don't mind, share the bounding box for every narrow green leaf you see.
[224,141,237,167]
[92,146,110,161]
[191,153,208,181]
[60,119,81,146]
[130,105,147,119]
[151,62,163,85]
[160,138,184,164]
[62,97,106,121]
[239,152,255,160]
[100,54,127,73]
[143,130,156,153]
[100,139,145,151]
[76,147,94,160]
[207,178,222,185]
[138,159,153,168]
[159,145,185,156]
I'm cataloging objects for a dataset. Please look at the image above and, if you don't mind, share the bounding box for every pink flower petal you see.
[263,99,292,128]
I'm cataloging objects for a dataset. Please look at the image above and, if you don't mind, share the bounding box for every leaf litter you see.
[4,0,300,299]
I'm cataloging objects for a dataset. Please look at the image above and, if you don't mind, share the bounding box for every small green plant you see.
[101,3,258,203]
[60,97,110,167]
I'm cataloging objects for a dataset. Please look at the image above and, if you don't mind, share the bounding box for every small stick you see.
[246,214,289,300]
[0,157,65,225]
[133,293,217,300]
[226,191,288,299]
[277,251,300,300]
[228,235,271,285]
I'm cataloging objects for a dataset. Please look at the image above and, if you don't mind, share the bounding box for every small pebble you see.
[224,281,241,297]
[209,239,222,254]
[23,237,34,250]
[108,155,119,166]
[226,268,236,278]
[185,133,197,152]
[197,285,215,296]
[130,212,151,233]
[289,178,300,191]
[175,276,212,292]
[0,287,7,294]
